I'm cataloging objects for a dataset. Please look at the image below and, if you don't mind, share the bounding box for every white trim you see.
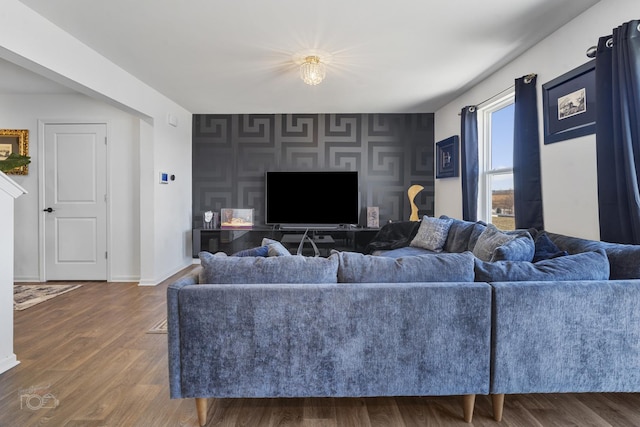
[0,354,20,375]
[13,276,41,282]
[109,276,141,282]
[37,119,110,281]
[477,92,515,224]
[0,172,27,199]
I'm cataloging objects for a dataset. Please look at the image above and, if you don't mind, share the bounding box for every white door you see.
[44,123,107,280]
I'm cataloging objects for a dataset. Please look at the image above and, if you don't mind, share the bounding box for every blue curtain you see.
[513,75,544,230]
[595,20,640,244]
[460,106,478,221]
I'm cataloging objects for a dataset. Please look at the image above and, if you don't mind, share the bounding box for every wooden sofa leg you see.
[195,397,207,426]
[462,394,475,423]
[492,394,505,422]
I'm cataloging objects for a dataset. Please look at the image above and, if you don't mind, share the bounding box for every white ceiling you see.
[10,0,601,114]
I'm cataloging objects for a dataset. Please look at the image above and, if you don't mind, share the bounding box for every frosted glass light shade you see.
[300,56,326,85]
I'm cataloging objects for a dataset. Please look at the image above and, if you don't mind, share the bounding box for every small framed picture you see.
[436,135,459,178]
[542,60,596,144]
[367,207,379,228]
[220,208,254,229]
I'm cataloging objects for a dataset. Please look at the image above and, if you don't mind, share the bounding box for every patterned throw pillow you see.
[409,216,454,252]
[472,224,516,262]
[473,224,534,262]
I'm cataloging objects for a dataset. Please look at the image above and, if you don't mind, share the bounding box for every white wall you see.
[0,0,193,285]
[0,94,140,281]
[434,0,640,239]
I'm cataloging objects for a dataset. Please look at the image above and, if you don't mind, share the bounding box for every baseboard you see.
[13,276,40,282]
[138,261,192,287]
[137,281,159,287]
[109,275,141,283]
[0,354,20,375]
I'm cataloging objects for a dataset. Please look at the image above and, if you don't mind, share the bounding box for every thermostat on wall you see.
[159,172,169,184]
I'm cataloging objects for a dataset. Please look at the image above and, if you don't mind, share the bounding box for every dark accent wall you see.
[192,113,434,228]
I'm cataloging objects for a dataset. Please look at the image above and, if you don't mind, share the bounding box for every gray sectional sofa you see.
[167,216,640,425]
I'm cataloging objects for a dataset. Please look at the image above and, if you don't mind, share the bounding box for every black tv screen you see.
[265,171,359,227]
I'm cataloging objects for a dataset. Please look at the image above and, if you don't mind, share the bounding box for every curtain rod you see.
[587,22,640,57]
[458,73,536,115]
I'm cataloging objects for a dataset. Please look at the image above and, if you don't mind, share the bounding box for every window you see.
[478,94,515,230]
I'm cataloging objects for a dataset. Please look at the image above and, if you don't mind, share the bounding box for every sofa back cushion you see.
[474,249,610,282]
[336,251,475,283]
[548,232,640,280]
[199,251,338,284]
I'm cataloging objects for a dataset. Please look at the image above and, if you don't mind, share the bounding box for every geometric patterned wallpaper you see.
[192,113,434,228]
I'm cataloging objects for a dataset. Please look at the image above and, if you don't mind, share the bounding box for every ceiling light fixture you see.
[300,55,326,86]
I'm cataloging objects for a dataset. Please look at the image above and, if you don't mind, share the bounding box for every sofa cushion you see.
[409,215,453,252]
[374,246,439,257]
[336,251,475,283]
[440,215,487,253]
[474,249,610,282]
[199,251,338,284]
[548,232,640,280]
[472,224,534,262]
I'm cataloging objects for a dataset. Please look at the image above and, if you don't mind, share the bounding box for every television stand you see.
[280,234,335,245]
[277,224,341,231]
[192,227,379,257]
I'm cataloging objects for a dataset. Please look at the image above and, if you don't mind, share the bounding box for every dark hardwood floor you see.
[1,267,639,426]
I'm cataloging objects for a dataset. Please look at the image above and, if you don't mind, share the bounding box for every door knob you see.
[43,207,55,213]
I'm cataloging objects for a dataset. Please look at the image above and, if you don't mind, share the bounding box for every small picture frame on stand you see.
[221,208,254,229]
[367,207,379,228]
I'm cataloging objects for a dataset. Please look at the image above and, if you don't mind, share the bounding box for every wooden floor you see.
[2,268,640,427]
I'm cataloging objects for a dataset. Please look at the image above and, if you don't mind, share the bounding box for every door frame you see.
[37,119,111,282]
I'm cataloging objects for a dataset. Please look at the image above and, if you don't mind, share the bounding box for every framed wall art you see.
[542,60,596,144]
[0,129,29,175]
[435,135,459,178]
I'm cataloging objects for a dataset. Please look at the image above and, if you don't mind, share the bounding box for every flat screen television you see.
[265,171,359,228]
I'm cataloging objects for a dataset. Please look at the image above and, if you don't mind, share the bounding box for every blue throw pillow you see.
[492,229,535,262]
[533,231,568,262]
[474,249,609,282]
[336,251,475,283]
[231,245,269,257]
